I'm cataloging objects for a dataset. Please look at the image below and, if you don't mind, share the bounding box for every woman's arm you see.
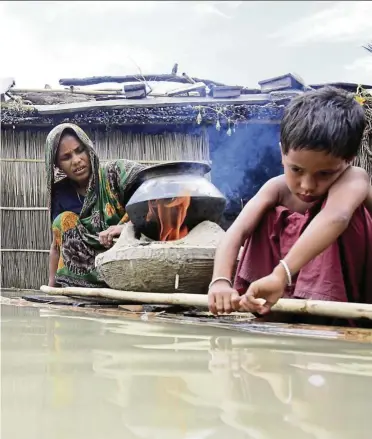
[48,234,59,287]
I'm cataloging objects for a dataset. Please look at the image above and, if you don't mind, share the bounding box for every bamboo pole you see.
[1,249,49,253]
[0,207,48,211]
[0,158,212,165]
[40,285,372,320]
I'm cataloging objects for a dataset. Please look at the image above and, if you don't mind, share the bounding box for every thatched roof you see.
[1,93,294,128]
[2,72,371,129]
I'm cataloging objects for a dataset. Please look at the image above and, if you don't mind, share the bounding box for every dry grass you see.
[354,87,372,181]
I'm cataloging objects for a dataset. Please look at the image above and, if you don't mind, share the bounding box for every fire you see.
[146,196,191,241]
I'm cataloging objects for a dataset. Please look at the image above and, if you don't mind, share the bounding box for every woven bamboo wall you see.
[0,127,210,290]
[353,109,372,181]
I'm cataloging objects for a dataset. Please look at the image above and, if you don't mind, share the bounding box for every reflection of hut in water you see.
[1,72,371,289]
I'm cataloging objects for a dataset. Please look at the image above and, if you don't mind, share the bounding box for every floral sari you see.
[46,123,146,287]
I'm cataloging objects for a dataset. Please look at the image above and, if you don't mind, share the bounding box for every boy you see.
[208,86,372,317]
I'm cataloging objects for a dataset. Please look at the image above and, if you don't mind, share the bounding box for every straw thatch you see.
[353,88,372,181]
[0,127,210,290]
[1,99,286,128]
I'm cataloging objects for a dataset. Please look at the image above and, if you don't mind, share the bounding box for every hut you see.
[1,71,370,290]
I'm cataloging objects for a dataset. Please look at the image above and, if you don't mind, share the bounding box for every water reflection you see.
[2,303,372,439]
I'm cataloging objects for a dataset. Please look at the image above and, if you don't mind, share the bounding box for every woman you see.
[46,123,146,288]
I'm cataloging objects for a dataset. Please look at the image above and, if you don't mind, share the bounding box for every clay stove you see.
[95,161,229,294]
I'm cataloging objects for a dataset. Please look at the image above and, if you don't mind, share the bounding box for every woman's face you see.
[56,134,91,187]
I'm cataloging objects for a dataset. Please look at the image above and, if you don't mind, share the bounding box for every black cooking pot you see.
[125,161,226,240]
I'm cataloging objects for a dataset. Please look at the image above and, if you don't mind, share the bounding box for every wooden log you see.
[40,285,372,321]
[58,74,227,87]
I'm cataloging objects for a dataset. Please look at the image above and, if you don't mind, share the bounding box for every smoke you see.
[209,122,282,217]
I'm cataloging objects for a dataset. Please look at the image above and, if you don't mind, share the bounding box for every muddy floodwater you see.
[2,301,372,439]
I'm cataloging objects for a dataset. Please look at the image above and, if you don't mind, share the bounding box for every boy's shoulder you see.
[327,165,370,204]
[264,174,288,189]
[256,174,292,207]
[348,165,369,179]
[332,166,369,188]
[264,174,291,197]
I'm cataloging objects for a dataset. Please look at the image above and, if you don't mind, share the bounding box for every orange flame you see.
[146,196,191,241]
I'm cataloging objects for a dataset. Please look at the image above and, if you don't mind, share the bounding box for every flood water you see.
[2,301,372,439]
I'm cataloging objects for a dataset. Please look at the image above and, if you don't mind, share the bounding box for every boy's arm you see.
[282,167,369,277]
[212,176,282,281]
[208,176,282,314]
[240,167,370,314]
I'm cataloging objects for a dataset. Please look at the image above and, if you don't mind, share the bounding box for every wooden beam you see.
[34,94,272,115]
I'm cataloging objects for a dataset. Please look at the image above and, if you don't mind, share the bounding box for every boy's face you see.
[281,148,350,203]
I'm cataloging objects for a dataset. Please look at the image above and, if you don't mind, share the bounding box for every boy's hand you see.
[208,281,241,315]
[239,266,287,315]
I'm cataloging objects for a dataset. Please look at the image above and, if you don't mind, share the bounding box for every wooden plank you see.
[34,94,272,115]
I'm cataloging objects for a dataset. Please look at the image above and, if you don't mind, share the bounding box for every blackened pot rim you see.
[137,160,211,182]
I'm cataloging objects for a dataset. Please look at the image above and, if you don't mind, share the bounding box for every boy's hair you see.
[280,86,365,161]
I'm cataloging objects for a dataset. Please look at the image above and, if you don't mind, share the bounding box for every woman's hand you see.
[98,225,124,248]
[239,265,288,315]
